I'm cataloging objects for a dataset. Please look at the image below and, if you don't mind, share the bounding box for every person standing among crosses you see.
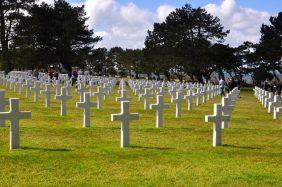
[219,77,226,97]
[71,67,78,86]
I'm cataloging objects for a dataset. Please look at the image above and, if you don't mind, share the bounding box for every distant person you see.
[33,67,39,80]
[71,68,78,86]
[53,70,59,80]
[49,70,54,80]
[263,78,270,91]
[219,77,225,97]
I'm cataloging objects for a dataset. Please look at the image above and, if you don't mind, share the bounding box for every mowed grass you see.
[0,85,281,186]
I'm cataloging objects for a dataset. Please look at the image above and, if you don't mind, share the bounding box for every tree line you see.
[0,1,281,82]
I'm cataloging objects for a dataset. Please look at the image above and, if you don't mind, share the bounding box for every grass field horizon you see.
[0,86,281,186]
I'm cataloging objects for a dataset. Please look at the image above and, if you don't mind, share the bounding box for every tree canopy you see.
[13,0,101,73]
[0,2,280,82]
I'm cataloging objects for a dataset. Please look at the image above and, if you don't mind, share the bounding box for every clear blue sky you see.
[69,0,281,14]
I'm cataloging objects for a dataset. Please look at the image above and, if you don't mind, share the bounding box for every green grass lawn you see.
[0,85,281,186]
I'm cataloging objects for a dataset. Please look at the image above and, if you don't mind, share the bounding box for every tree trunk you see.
[0,7,12,73]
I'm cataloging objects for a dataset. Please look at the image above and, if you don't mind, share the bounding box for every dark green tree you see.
[255,12,282,77]
[144,4,229,82]
[14,0,101,74]
[88,48,108,76]
[210,44,240,79]
[0,0,35,72]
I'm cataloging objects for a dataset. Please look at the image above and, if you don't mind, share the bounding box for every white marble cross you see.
[77,83,86,102]
[23,79,32,98]
[172,91,185,118]
[274,107,282,120]
[116,89,132,102]
[30,81,41,102]
[169,86,177,100]
[40,84,55,108]
[53,80,61,95]
[93,86,105,109]
[268,95,282,114]
[140,88,153,110]
[205,104,230,147]
[76,92,97,128]
[16,79,23,94]
[65,81,72,95]
[264,92,273,108]
[0,90,9,127]
[0,98,31,150]
[55,87,72,116]
[201,88,206,103]
[111,101,139,148]
[185,90,196,111]
[89,81,95,96]
[221,97,234,129]
[150,95,169,128]
[268,95,282,119]
[158,87,166,96]
[195,88,202,106]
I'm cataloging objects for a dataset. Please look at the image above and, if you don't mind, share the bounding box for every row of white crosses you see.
[2,72,228,149]
[112,79,222,148]
[205,87,240,147]
[128,79,221,119]
[1,72,117,129]
[253,87,282,120]
[0,90,31,150]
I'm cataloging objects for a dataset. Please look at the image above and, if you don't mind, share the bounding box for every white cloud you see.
[38,0,272,48]
[204,0,270,46]
[37,0,53,4]
[157,4,175,22]
[85,0,173,49]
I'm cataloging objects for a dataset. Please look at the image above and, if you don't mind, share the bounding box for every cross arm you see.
[111,114,122,121]
[205,115,216,123]
[0,112,12,121]
[130,113,139,121]
[19,111,31,119]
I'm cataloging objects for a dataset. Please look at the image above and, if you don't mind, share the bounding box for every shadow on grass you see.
[222,144,261,150]
[21,146,71,152]
[130,145,174,150]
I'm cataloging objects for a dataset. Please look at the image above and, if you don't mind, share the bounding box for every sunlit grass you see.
[0,86,281,185]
